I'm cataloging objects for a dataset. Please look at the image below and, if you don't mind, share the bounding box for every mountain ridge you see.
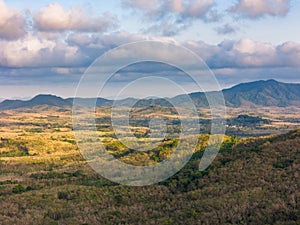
[1,79,300,110]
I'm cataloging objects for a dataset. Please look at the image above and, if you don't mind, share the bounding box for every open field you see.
[0,106,299,224]
[225,106,300,137]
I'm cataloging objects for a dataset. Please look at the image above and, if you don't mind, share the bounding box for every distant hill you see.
[0,94,72,110]
[175,79,300,108]
[223,79,300,107]
[67,97,112,108]
[1,80,300,110]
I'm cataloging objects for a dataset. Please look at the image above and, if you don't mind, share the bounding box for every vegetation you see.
[227,114,270,127]
[0,107,299,224]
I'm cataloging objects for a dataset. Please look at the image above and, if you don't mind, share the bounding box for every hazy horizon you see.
[1,78,299,101]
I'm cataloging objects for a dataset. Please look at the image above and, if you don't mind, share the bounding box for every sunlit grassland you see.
[0,106,299,224]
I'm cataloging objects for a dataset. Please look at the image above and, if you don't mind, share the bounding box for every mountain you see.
[223,79,300,107]
[179,79,300,108]
[68,97,112,108]
[1,80,300,110]
[0,94,72,110]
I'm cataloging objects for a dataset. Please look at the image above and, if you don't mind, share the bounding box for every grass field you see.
[0,106,299,224]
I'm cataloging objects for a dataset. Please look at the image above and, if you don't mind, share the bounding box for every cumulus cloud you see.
[122,0,159,14]
[143,21,191,36]
[185,38,300,68]
[0,31,177,68]
[277,41,300,66]
[33,2,118,32]
[184,0,215,19]
[128,0,215,19]
[0,34,88,68]
[1,29,300,71]
[232,38,275,55]
[230,0,291,18]
[67,33,300,69]
[1,32,300,94]
[67,31,178,51]
[122,0,218,36]
[0,0,27,39]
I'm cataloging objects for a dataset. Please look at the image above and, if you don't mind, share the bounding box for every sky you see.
[0,0,300,99]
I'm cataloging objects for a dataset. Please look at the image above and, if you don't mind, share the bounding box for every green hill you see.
[223,79,300,107]
[1,80,300,110]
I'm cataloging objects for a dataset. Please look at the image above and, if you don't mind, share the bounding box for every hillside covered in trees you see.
[0,126,299,224]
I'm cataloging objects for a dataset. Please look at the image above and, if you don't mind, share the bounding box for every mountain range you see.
[1,79,300,110]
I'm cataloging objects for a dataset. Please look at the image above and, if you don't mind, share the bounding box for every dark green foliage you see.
[0,138,30,157]
[30,172,67,179]
[30,170,85,179]
[228,114,270,127]
[57,191,71,200]
[72,170,84,177]
[12,184,26,194]
[26,128,43,133]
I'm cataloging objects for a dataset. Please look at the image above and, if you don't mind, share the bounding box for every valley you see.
[0,102,299,224]
[0,80,300,224]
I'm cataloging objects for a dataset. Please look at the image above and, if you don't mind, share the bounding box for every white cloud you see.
[185,0,215,18]
[68,34,300,69]
[166,0,184,13]
[277,42,300,66]
[1,29,300,70]
[122,0,216,19]
[0,34,87,67]
[67,31,178,50]
[0,0,26,39]
[143,21,191,36]
[231,0,291,18]
[185,38,300,68]
[33,2,118,32]
[122,0,218,36]
[232,38,275,54]
[0,31,177,68]
[122,0,159,14]
[278,41,300,53]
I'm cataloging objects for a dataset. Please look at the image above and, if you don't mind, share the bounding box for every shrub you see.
[57,191,71,200]
[12,184,26,194]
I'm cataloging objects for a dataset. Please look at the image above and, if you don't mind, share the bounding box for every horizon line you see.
[1,79,298,102]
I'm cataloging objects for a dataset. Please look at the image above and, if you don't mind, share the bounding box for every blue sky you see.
[0,0,300,98]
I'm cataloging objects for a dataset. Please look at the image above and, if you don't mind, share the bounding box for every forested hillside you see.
[0,129,299,224]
